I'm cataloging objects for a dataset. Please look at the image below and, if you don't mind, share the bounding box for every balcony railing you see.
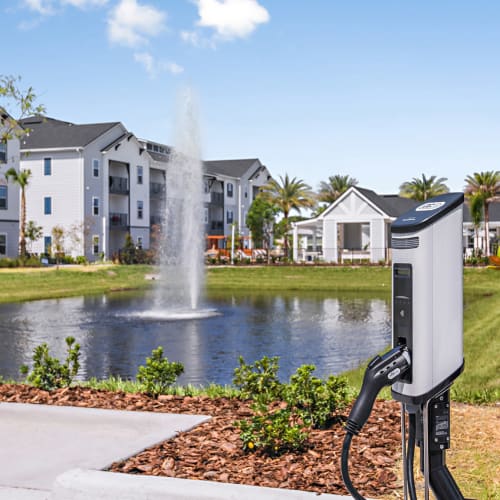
[150,182,166,199]
[109,212,128,229]
[109,176,129,195]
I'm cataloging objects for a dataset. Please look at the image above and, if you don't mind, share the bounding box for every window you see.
[44,197,52,215]
[137,166,143,184]
[92,235,99,255]
[137,236,143,250]
[0,186,7,210]
[92,159,100,178]
[92,197,99,216]
[0,141,6,163]
[44,158,52,176]
[204,207,209,224]
[227,209,233,224]
[204,180,209,193]
[137,200,143,219]
[227,182,233,197]
[44,236,52,254]
[0,234,6,255]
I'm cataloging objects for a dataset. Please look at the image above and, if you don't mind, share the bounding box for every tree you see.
[399,174,449,201]
[25,220,43,255]
[51,225,65,269]
[246,195,277,250]
[260,174,315,258]
[5,167,32,259]
[1,75,46,142]
[318,174,358,203]
[464,171,500,256]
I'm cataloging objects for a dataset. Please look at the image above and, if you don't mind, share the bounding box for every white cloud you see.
[108,0,167,48]
[194,0,269,40]
[23,0,55,15]
[61,0,108,8]
[180,30,215,49]
[134,51,184,78]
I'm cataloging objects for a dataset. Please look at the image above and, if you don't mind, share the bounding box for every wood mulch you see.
[0,384,403,498]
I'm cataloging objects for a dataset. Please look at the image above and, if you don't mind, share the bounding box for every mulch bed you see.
[0,384,402,498]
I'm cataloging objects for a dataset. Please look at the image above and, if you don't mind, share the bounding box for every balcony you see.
[207,220,224,235]
[109,176,129,195]
[150,182,166,199]
[109,212,128,229]
[210,192,224,205]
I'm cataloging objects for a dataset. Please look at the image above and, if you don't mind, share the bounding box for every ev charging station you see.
[341,192,465,500]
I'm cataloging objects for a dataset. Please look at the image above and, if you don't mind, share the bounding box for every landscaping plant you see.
[20,336,80,391]
[136,346,184,397]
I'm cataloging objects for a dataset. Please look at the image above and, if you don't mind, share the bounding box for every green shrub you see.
[284,365,351,428]
[233,355,283,403]
[236,401,308,454]
[136,346,184,397]
[20,336,80,391]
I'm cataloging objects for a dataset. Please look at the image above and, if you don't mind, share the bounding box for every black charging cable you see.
[341,346,411,499]
[407,412,418,500]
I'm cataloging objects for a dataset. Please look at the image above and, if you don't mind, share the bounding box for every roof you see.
[19,116,121,149]
[203,159,260,178]
[463,200,500,223]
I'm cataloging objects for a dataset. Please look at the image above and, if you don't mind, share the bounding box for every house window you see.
[204,180,209,193]
[0,186,7,210]
[137,200,143,219]
[92,197,99,216]
[227,182,233,197]
[44,197,52,215]
[227,209,233,224]
[92,235,99,255]
[92,159,100,178]
[137,166,143,184]
[44,158,52,176]
[0,141,7,163]
[44,236,52,254]
[0,234,6,255]
[204,207,208,224]
[137,236,143,250]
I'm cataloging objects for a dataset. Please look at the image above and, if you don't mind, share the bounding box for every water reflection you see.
[0,291,391,385]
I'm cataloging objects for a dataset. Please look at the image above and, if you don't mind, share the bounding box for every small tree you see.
[246,195,277,254]
[25,220,43,255]
[51,225,65,268]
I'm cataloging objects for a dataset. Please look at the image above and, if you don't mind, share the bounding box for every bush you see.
[136,346,184,397]
[284,365,351,428]
[233,355,283,403]
[75,255,88,265]
[234,356,353,455]
[20,336,80,391]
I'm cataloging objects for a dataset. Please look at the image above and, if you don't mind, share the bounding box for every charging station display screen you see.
[393,263,412,382]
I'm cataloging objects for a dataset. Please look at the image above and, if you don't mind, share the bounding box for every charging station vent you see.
[391,237,419,249]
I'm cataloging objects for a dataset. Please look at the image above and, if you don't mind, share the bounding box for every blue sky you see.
[2,0,500,194]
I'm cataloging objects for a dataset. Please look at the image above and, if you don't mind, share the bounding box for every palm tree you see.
[399,174,449,201]
[5,167,32,259]
[464,171,500,256]
[260,174,315,258]
[318,174,358,203]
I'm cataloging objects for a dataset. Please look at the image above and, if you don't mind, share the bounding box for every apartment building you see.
[0,110,21,258]
[19,116,151,260]
[16,116,272,261]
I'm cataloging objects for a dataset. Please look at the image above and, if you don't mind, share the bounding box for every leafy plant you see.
[136,346,184,397]
[233,355,283,403]
[236,401,308,455]
[284,365,351,428]
[20,336,80,391]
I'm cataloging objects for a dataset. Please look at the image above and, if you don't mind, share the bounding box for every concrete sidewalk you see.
[0,403,356,500]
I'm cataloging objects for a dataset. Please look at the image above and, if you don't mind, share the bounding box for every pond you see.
[0,290,391,386]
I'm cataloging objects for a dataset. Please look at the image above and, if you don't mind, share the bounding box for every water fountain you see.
[140,87,218,320]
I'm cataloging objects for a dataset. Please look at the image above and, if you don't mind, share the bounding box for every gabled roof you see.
[204,158,260,178]
[463,201,500,223]
[355,187,418,217]
[19,116,121,150]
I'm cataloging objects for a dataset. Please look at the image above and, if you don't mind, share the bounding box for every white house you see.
[0,110,21,258]
[292,186,418,263]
